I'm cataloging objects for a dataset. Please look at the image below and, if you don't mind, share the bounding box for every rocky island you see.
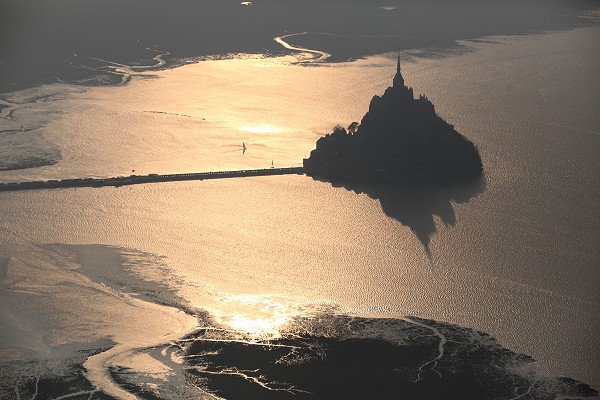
[304,57,483,183]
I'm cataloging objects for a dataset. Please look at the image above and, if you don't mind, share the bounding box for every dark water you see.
[1,0,598,93]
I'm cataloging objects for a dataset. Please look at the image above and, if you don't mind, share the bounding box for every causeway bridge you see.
[0,167,305,192]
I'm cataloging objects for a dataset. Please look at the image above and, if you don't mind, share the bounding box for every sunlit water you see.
[0,25,599,397]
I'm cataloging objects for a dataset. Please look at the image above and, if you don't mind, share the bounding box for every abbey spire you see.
[393,54,404,88]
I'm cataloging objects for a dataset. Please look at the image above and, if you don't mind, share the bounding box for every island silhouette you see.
[304,56,483,183]
[304,57,485,253]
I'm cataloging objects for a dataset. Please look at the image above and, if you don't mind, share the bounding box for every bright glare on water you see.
[0,24,599,395]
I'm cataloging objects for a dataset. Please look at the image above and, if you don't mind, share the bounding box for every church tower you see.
[393,54,404,88]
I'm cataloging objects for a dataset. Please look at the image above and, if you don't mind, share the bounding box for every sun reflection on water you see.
[210,294,296,338]
[239,124,282,134]
[225,315,286,337]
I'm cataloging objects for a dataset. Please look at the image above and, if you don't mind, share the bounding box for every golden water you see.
[0,26,598,392]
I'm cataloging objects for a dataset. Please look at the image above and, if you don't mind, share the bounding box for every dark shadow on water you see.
[322,175,486,256]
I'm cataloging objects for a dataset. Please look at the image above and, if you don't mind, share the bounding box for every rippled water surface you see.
[0,24,599,398]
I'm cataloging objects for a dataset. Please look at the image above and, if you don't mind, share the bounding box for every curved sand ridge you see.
[82,296,196,400]
[73,48,170,85]
[274,32,331,62]
[0,238,199,400]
